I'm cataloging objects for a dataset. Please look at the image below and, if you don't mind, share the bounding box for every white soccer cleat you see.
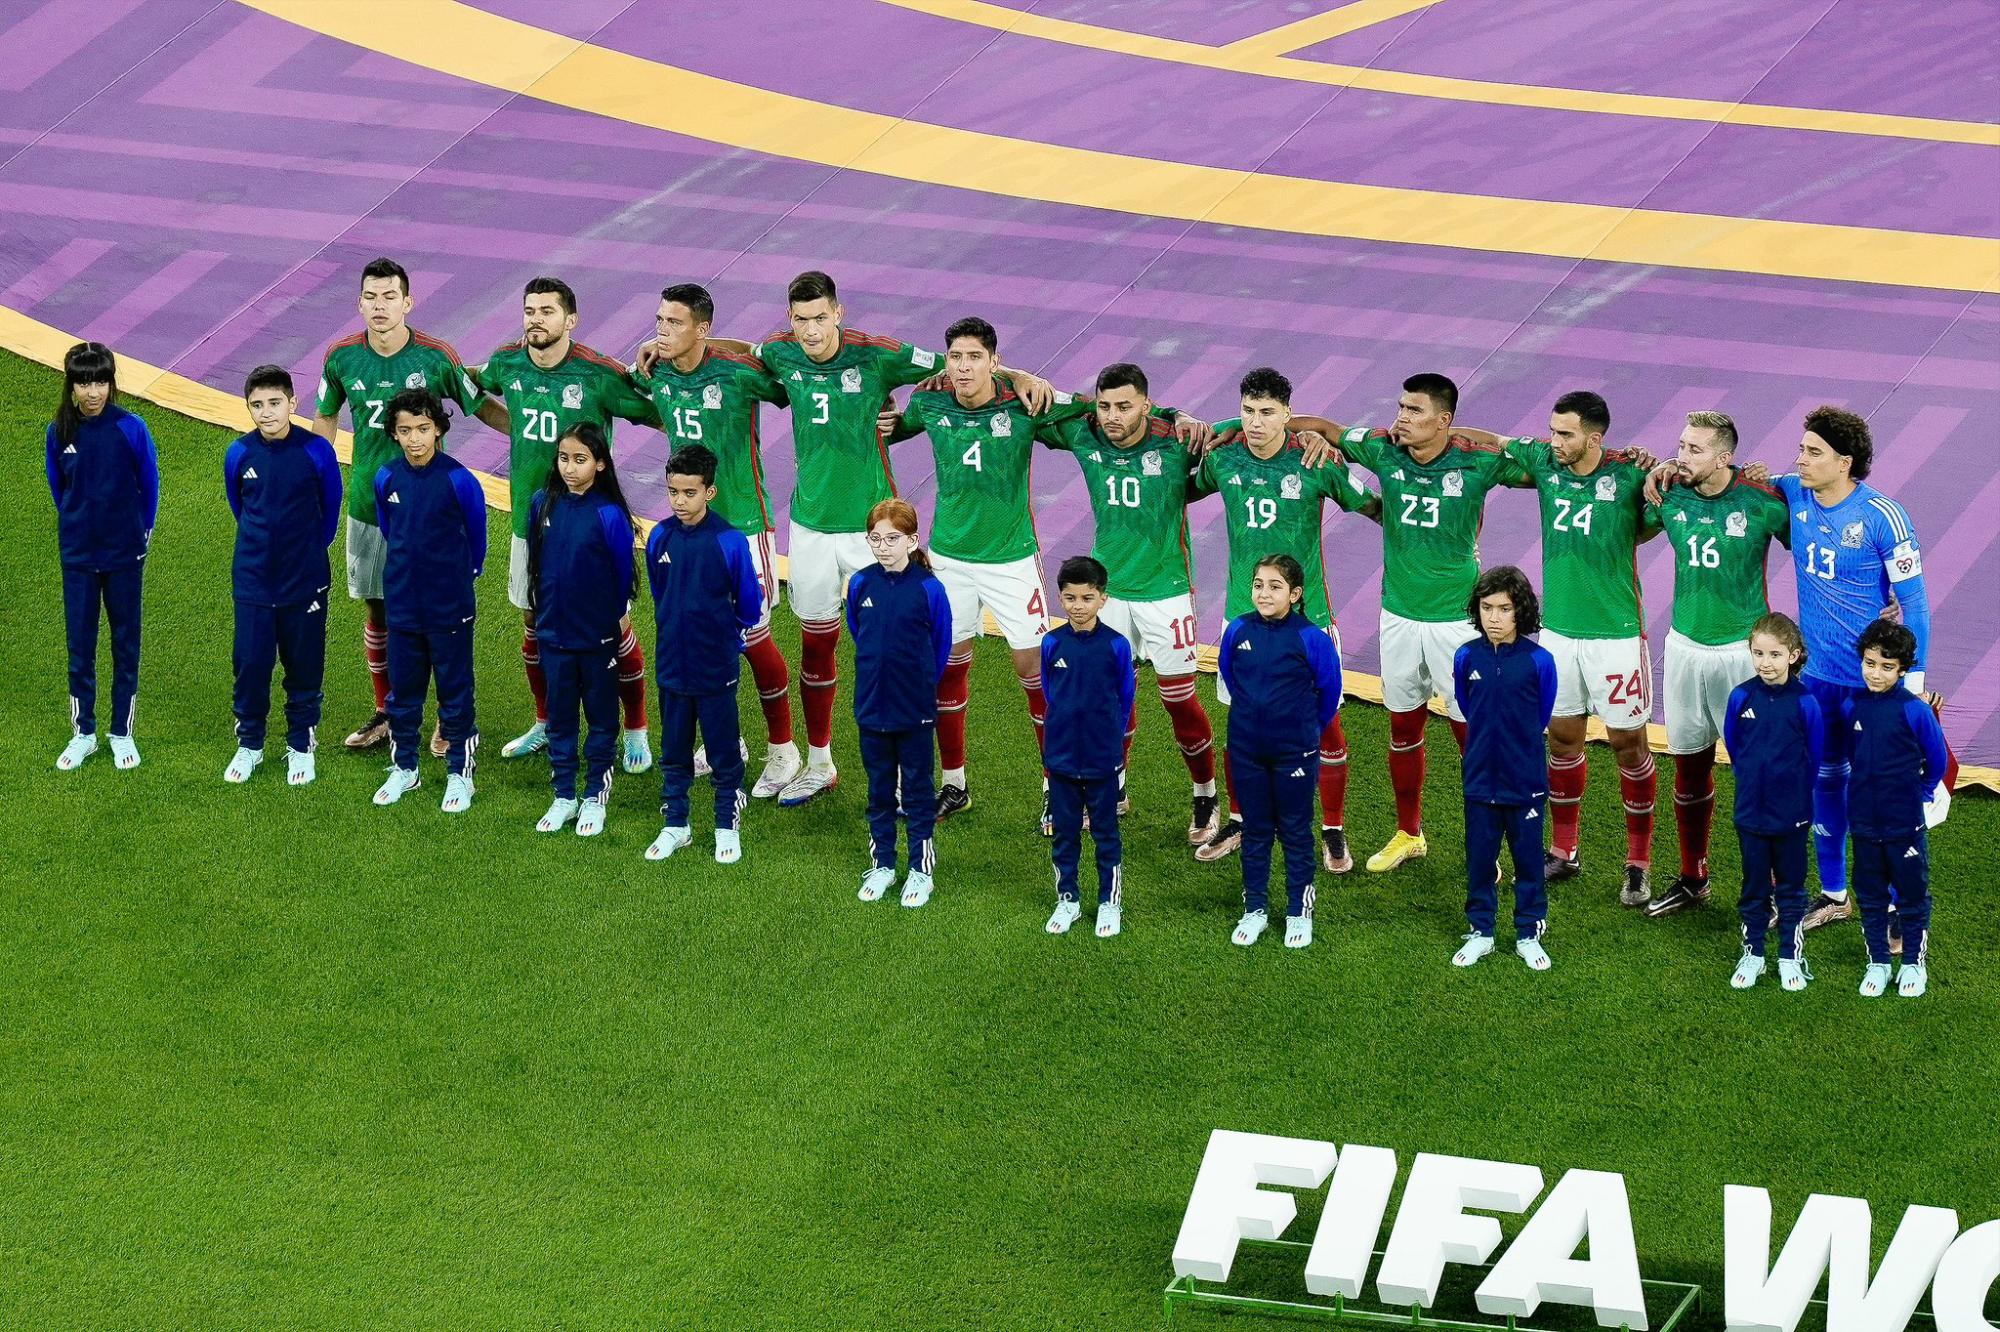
[373,767,421,806]
[1897,963,1928,998]
[1516,938,1552,971]
[752,743,804,799]
[441,773,475,814]
[1231,910,1268,947]
[1095,901,1122,939]
[901,870,934,908]
[645,824,693,861]
[537,798,580,832]
[1452,933,1496,968]
[1778,958,1811,991]
[286,749,315,786]
[575,798,606,836]
[1730,953,1767,990]
[1284,915,1313,949]
[501,720,548,759]
[56,733,99,771]
[622,727,652,774]
[1858,962,1893,998]
[224,746,263,783]
[714,828,742,864]
[858,866,896,902]
[1046,898,1082,935]
[108,734,141,769]
[778,762,838,808]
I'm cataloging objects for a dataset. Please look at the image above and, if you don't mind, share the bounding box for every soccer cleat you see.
[344,710,390,750]
[694,738,748,779]
[224,747,263,784]
[1195,817,1244,863]
[778,762,838,808]
[1320,827,1352,874]
[1231,909,1269,947]
[56,733,99,771]
[286,749,316,786]
[1117,794,1132,817]
[441,773,475,813]
[1367,830,1428,873]
[1187,794,1220,846]
[1778,958,1811,991]
[1046,898,1082,935]
[1620,865,1652,908]
[645,825,693,861]
[622,728,653,775]
[1285,915,1313,949]
[1896,962,1928,998]
[502,721,549,759]
[108,734,140,769]
[1730,952,1767,989]
[857,866,896,902]
[574,798,606,837]
[937,783,972,821]
[1800,892,1854,931]
[429,724,448,759]
[1544,847,1582,883]
[1039,791,1053,837]
[1858,962,1893,998]
[751,744,802,799]
[714,828,742,865]
[373,767,421,806]
[1095,901,1122,938]
[1644,874,1710,919]
[537,797,580,832]
[1887,907,1903,957]
[1516,938,1552,971]
[1452,933,1496,968]
[901,870,934,908]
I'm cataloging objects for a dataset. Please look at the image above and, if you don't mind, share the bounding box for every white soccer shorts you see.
[1664,629,1751,754]
[508,533,532,611]
[345,515,387,601]
[787,521,874,623]
[932,550,1049,649]
[1100,593,1198,675]
[1543,628,1652,729]
[744,529,779,630]
[1378,609,1478,720]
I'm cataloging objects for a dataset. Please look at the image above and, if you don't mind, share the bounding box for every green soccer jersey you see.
[316,328,484,527]
[1191,425,1379,628]
[636,346,789,536]
[757,328,942,534]
[1641,469,1792,646]
[1504,437,1651,640]
[1037,412,1197,602]
[894,384,1081,564]
[1338,426,1533,623]
[474,341,659,540]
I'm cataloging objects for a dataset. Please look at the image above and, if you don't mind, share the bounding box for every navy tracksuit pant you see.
[232,594,327,752]
[1237,747,1317,917]
[63,565,142,737]
[387,625,476,776]
[1853,830,1931,966]
[660,686,744,830]
[1737,827,1809,960]
[1464,799,1548,939]
[546,645,619,805]
[1049,771,1121,904]
[861,725,935,873]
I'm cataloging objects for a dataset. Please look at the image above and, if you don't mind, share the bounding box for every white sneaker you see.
[752,743,803,798]
[1285,915,1313,949]
[441,774,475,813]
[645,824,693,861]
[858,866,896,902]
[622,727,652,774]
[1516,938,1552,971]
[715,828,742,864]
[374,767,421,805]
[1046,898,1082,934]
[1897,962,1928,998]
[224,746,263,783]
[1232,910,1269,947]
[56,733,99,771]
[778,762,838,808]
[575,798,606,836]
[537,797,580,832]
[108,734,141,769]
[901,870,934,908]
[1778,958,1811,991]
[286,749,315,786]
[1730,953,1767,990]
[502,721,548,759]
[1858,962,1893,997]
[1452,933,1496,967]
[1095,901,1122,938]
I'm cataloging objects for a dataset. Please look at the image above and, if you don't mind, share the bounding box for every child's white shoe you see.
[56,733,98,771]
[575,799,606,837]
[108,734,140,769]
[537,798,579,832]
[441,774,475,814]
[1452,933,1495,967]
[1897,962,1928,998]
[1094,901,1122,938]
[645,824,692,860]
[1858,962,1893,997]
[1284,915,1312,949]
[622,727,652,774]
[858,866,895,902]
[373,767,421,805]
[286,749,315,785]
[1778,958,1810,991]
[1516,938,1552,971]
[224,746,263,783]
[1730,953,1766,989]
[714,828,742,864]
[1232,910,1268,946]
[1046,898,1081,934]
[901,870,934,908]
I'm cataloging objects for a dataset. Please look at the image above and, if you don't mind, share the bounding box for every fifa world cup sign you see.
[1172,1130,1999,1331]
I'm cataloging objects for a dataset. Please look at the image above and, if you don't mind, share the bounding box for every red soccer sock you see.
[1447,717,1467,751]
[1223,746,1240,818]
[743,626,794,747]
[1621,751,1658,868]
[616,626,647,730]
[1123,700,1139,767]
[1387,706,1428,836]
[1158,674,1215,784]
[363,621,390,711]
[799,619,841,751]
[937,652,973,771]
[1673,749,1716,880]
[1020,671,1047,754]
[1318,714,1349,828]
[1548,751,1587,857]
[521,626,549,725]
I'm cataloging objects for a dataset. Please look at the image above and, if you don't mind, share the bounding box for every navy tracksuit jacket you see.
[1042,620,1137,904]
[1842,685,1950,966]
[1723,675,1824,960]
[847,561,953,872]
[647,508,762,828]
[533,487,637,805]
[1454,634,1558,938]
[374,452,488,775]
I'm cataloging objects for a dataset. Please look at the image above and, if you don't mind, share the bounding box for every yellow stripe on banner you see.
[5,302,1995,790]
[883,0,2000,146]
[1224,0,1447,58]
[237,1,2000,293]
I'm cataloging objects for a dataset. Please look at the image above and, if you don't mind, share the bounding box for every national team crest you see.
[1280,474,1302,500]
[561,383,584,410]
[840,367,863,393]
[404,371,426,389]
[1841,520,1866,549]
[1595,475,1617,501]
[1442,470,1464,498]
[991,414,1012,437]
[1142,450,1161,477]
[1725,511,1748,537]
[702,384,723,410]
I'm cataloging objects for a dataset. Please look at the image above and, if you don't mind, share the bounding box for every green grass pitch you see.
[1,349,1993,1329]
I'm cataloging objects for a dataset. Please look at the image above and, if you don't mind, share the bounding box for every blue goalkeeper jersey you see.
[1776,475,1929,689]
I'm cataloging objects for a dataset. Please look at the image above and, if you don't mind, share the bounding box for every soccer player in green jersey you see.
[312,257,506,752]
[1189,368,1380,871]
[477,277,661,776]
[1636,410,1790,919]
[636,283,803,799]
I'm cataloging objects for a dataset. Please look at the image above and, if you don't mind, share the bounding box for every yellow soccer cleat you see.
[1367,830,1428,873]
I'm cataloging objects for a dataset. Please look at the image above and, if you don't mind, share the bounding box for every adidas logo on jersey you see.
[861,597,873,608]
[1741,706,1755,718]
[656,550,670,563]
[62,444,76,454]
[1053,659,1068,669]
[1854,720,1864,731]
[243,467,258,479]
[386,493,400,504]
[1392,469,1406,481]
[307,600,322,613]
[1796,509,1809,522]
[1468,670,1481,680]
[1234,641,1250,651]
[350,379,365,392]
[1526,808,1540,820]
[1904,845,1920,859]
[510,379,523,391]
[1289,768,1305,778]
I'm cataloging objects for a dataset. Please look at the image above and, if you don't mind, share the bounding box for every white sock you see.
[942,766,966,788]
[1823,890,1848,902]
[808,744,833,769]
[1194,779,1215,797]
[770,739,799,760]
